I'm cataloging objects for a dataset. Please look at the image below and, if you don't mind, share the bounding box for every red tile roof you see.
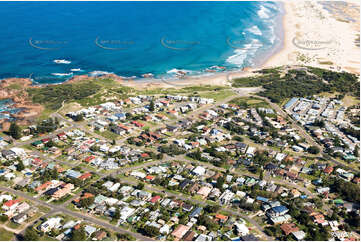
[215,214,228,221]
[78,172,92,180]
[3,199,20,208]
[323,166,333,174]
[149,195,161,203]
[84,155,95,163]
[145,175,155,180]
[140,153,149,158]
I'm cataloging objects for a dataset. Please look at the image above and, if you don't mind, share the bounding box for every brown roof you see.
[304,205,315,214]
[286,171,298,179]
[323,166,333,174]
[94,230,107,240]
[280,223,299,235]
[182,231,195,241]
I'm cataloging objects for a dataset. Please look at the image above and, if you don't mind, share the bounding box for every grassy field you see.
[229,96,270,108]
[198,89,235,101]
[342,95,360,107]
[94,130,119,140]
[0,228,14,241]
[39,235,57,241]
[137,85,231,96]
[6,221,20,230]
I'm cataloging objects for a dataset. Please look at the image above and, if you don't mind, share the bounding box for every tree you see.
[142,225,160,237]
[354,146,359,158]
[113,207,120,220]
[0,215,8,222]
[136,182,145,190]
[216,176,225,189]
[313,119,325,128]
[46,140,55,148]
[259,169,264,180]
[149,100,155,112]
[17,159,25,171]
[204,205,220,214]
[116,233,136,241]
[23,227,40,241]
[198,215,219,231]
[79,196,95,208]
[308,146,320,154]
[156,153,164,160]
[233,136,244,142]
[72,114,84,122]
[70,227,87,241]
[9,122,22,139]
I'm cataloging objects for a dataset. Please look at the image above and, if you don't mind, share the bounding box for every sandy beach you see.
[263,1,360,74]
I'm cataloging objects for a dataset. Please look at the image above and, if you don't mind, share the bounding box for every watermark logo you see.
[160,37,200,51]
[29,38,68,50]
[226,37,245,49]
[95,36,135,50]
[292,36,334,50]
[226,37,262,51]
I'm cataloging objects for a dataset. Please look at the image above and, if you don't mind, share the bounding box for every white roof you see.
[246,146,256,155]
[193,166,206,175]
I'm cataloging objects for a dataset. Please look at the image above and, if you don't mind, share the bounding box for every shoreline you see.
[0,0,360,91]
[31,0,361,89]
[250,1,285,70]
[262,1,360,74]
[0,1,285,90]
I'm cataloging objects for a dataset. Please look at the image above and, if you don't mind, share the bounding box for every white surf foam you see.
[166,68,192,74]
[246,25,262,36]
[257,5,271,19]
[51,72,73,77]
[89,71,113,77]
[226,39,263,66]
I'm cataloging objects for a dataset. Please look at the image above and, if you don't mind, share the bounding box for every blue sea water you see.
[0,1,283,84]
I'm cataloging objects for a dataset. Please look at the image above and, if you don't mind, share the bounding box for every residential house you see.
[171,224,190,240]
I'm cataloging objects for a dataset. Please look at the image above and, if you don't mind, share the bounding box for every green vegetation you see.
[95,130,119,140]
[197,89,235,101]
[0,228,14,241]
[330,178,360,203]
[0,215,8,223]
[69,227,87,241]
[23,227,39,241]
[159,144,186,156]
[137,85,230,96]
[9,122,22,139]
[7,83,22,90]
[31,118,59,134]
[229,96,269,108]
[17,159,25,171]
[116,233,136,241]
[28,82,101,110]
[140,225,160,237]
[232,70,281,87]
[232,67,360,103]
[149,99,155,112]
[307,146,320,154]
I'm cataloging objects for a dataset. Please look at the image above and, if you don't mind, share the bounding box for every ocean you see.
[0,1,283,84]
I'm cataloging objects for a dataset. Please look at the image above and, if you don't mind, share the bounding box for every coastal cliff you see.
[0,78,44,130]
